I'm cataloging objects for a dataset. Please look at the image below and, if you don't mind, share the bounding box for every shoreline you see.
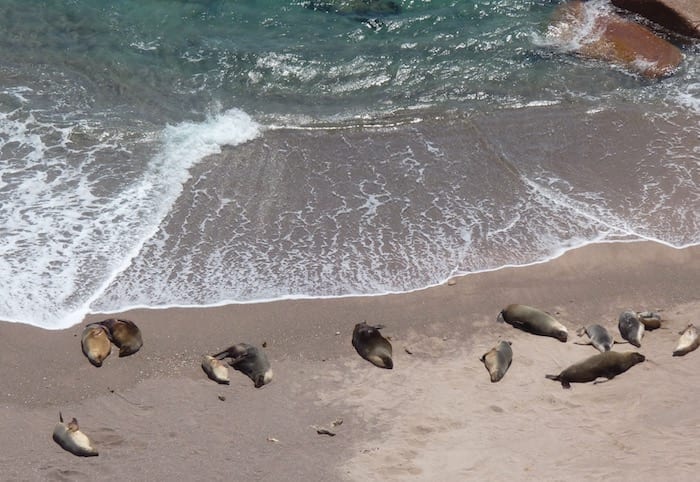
[2,240,699,480]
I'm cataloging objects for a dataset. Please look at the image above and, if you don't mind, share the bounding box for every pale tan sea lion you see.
[81,323,112,367]
[545,351,645,389]
[637,311,662,331]
[201,355,230,384]
[618,311,644,347]
[352,321,393,369]
[673,324,700,357]
[52,412,99,457]
[214,343,273,388]
[98,318,143,357]
[480,340,513,383]
[499,304,568,342]
[575,324,614,352]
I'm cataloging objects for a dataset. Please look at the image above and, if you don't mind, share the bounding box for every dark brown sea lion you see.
[52,412,99,457]
[499,304,568,342]
[214,343,273,388]
[352,321,393,369]
[618,311,644,347]
[97,318,143,357]
[81,323,112,367]
[637,311,663,331]
[480,340,513,383]
[545,351,645,389]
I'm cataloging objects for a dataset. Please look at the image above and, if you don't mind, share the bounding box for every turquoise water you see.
[1,0,698,328]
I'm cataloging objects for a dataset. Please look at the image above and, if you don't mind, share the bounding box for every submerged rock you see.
[551,1,683,78]
[612,0,700,38]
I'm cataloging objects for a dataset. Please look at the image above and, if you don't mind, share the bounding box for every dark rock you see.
[612,0,700,38]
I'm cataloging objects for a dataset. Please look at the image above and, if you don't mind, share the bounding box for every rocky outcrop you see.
[611,0,700,38]
[552,1,683,78]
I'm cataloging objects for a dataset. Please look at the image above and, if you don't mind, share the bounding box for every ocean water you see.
[0,0,698,329]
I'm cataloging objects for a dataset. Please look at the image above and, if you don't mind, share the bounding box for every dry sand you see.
[1,240,699,481]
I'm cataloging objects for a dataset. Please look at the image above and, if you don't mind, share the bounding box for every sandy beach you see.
[1,240,699,481]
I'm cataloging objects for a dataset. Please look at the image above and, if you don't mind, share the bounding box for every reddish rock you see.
[552,1,683,78]
[611,0,700,38]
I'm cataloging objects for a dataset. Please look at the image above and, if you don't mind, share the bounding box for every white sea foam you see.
[0,106,260,329]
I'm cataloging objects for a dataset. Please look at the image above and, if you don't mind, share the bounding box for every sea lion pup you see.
[352,321,393,369]
[480,340,513,383]
[575,324,614,352]
[546,351,645,389]
[673,324,700,357]
[213,343,273,388]
[498,304,568,342]
[52,412,99,457]
[618,311,644,347]
[637,311,662,331]
[97,318,143,357]
[81,323,112,367]
[201,355,230,384]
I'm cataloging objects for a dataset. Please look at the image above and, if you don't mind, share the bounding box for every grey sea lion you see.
[673,324,700,357]
[498,304,568,342]
[480,340,513,383]
[98,318,143,357]
[52,413,99,457]
[201,355,230,384]
[575,324,614,352]
[618,311,644,347]
[637,311,663,331]
[214,343,273,388]
[81,323,112,367]
[545,351,645,389]
[352,321,393,369]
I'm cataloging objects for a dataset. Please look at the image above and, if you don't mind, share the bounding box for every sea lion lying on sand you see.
[96,318,143,357]
[81,323,112,367]
[201,355,230,384]
[480,340,513,382]
[618,311,644,347]
[352,321,393,369]
[575,324,615,352]
[214,343,273,388]
[637,311,663,331]
[673,324,699,357]
[499,304,568,342]
[52,412,99,457]
[546,351,645,389]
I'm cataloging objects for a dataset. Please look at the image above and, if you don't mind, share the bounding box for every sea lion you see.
[545,351,645,389]
[214,343,273,388]
[673,324,700,357]
[637,311,662,331]
[352,321,393,369]
[97,318,143,357]
[81,323,112,367]
[52,412,99,457]
[498,304,568,342]
[575,324,614,352]
[480,340,513,383]
[618,311,644,347]
[201,355,230,384]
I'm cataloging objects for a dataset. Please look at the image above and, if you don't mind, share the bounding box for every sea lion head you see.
[630,352,646,364]
[554,328,568,343]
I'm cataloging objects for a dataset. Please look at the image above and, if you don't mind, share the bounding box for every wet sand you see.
[1,240,699,480]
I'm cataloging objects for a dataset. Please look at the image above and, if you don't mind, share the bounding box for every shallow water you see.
[0,0,698,328]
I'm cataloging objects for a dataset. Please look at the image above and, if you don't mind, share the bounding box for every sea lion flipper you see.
[575,326,587,337]
[545,374,559,381]
[573,340,592,346]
